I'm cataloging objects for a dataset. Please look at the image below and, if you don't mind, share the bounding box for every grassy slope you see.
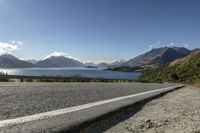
[138,50,200,84]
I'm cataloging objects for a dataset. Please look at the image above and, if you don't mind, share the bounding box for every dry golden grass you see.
[193,82,200,88]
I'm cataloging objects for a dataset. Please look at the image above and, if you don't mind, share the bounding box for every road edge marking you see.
[0,85,183,128]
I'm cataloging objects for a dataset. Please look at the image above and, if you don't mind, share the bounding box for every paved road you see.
[0,82,176,121]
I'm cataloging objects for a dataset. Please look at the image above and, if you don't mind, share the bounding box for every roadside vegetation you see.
[0,71,11,82]
[0,74,135,83]
[193,81,200,88]
[24,77,134,83]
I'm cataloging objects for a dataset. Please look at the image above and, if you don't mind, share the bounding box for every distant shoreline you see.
[0,74,137,83]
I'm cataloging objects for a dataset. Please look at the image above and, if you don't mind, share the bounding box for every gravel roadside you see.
[101,86,200,133]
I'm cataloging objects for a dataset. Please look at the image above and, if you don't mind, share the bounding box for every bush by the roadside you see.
[0,71,13,82]
[0,78,10,82]
[135,77,163,84]
[23,77,135,83]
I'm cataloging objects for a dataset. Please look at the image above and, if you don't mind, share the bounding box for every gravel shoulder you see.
[100,86,200,133]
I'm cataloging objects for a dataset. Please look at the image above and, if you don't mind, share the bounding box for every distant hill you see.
[96,62,110,68]
[138,49,200,84]
[84,62,96,67]
[0,54,34,68]
[192,48,200,52]
[35,56,84,68]
[96,60,125,68]
[110,59,125,66]
[25,59,38,64]
[111,47,191,72]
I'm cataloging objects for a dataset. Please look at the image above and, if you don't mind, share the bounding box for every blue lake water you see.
[0,68,141,80]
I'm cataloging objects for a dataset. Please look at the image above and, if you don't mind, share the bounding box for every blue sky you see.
[0,0,200,63]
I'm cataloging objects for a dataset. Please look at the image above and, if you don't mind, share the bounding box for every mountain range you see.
[109,47,192,72]
[95,59,126,68]
[0,47,196,69]
[0,54,125,68]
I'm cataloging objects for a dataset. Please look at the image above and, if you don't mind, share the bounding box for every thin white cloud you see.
[148,41,161,49]
[147,41,190,52]
[0,42,19,55]
[11,41,24,45]
[182,43,190,48]
[44,51,76,59]
[11,41,16,43]
[168,42,175,46]
[146,41,162,52]
[167,42,190,48]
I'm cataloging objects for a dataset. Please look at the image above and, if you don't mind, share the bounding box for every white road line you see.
[0,85,182,128]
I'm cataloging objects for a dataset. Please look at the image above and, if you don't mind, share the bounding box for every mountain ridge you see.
[0,54,34,68]
[110,47,191,71]
[35,56,84,68]
[138,49,200,84]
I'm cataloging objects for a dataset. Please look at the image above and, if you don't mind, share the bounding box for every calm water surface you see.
[0,68,141,79]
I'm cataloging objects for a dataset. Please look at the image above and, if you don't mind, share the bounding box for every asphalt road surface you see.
[0,82,176,121]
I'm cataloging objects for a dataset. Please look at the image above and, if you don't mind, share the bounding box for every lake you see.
[0,68,141,80]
